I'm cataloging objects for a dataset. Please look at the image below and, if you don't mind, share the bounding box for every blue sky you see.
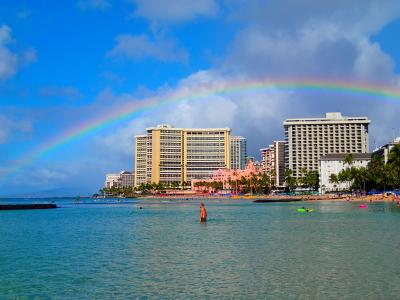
[1,0,400,196]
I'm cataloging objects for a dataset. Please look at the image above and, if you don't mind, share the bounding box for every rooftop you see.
[145,125,231,132]
[320,153,372,161]
[283,112,370,125]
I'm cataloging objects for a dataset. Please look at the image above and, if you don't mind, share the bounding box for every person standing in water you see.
[200,202,207,222]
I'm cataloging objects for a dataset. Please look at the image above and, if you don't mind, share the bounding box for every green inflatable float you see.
[297,208,314,213]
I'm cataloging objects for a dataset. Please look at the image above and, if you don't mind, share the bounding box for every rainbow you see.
[3,78,400,179]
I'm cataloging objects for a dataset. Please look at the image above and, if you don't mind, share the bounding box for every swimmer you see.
[200,202,207,222]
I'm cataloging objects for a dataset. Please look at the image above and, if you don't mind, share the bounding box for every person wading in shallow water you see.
[200,202,207,223]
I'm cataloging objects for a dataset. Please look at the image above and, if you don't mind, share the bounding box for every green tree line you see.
[284,168,319,192]
[194,173,272,194]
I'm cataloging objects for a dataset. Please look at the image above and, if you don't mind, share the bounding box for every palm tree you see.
[367,155,384,190]
[387,144,400,188]
[329,173,339,192]
[299,167,308,188]
[345,153,354,167]
[305,170,319,191]
[284,169,297,192]
[338,169,349,191]
[356,167,369,193]
[269,169,276,190]
[260,173,270,194]
[250,173,259,194]
[232,171,239,194]
[240,176,249,193]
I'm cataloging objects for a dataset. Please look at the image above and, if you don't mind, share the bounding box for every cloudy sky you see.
[0,0,400,196]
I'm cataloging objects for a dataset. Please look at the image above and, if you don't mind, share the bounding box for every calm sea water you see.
[1,198,400,299]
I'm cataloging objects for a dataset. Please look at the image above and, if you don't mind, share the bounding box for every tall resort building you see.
[134,124,231,187]
[230,136,247,170]
[284,112,370,178]
[260,141,286,187]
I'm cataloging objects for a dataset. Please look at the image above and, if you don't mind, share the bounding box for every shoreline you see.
[141,193,399,203]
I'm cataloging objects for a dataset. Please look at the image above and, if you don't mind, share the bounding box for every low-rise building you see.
[319,153,371,194]
[105,171,134,189]
[191,161,262,193]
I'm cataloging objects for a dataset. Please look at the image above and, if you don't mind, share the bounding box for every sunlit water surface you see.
[1,198,400,299]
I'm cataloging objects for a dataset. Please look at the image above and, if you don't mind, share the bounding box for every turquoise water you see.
[1,199,400,299]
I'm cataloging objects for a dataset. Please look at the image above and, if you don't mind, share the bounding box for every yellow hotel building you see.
[134,125,231,187]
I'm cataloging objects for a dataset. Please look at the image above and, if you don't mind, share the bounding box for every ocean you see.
[1,198,400,299]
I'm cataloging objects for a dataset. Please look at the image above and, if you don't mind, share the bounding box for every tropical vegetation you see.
[284,168,319,192]
[194,173,271,194]
[329,145,400,192]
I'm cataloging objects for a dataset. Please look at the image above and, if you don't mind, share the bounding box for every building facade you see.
[134,135,148,186]
[134,124,231,187]
[230,136,247,170]
[373,137,400,164]
[260,141,285,187]
[191,160,262,193]
[260,147,273,174]
[319,153,371,193]
[284,112,370,178]
[105,171,134,189]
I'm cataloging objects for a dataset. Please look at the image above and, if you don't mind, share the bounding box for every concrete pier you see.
[0,204,57,210]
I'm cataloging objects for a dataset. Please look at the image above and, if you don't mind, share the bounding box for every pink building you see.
[191,161,263,193]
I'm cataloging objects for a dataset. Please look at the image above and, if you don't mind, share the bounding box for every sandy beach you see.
[145,193,399,203]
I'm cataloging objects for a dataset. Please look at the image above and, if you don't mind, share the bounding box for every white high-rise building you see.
[230,136,247,170]
[284,112,370,178]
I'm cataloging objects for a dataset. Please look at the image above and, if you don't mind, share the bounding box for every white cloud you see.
[224,21,397,83]
[353,40,396,83]
[229,0,400,37]
[0,25,18,81]
[222,0,400,82]
[16,6,31,20]
[217,1,400,149]
[92,70,295,159]
[107,34,188,63]
[98,0,400,161]
[132,0,218,23]
[0,24,37,81]
[0,114,32,144]
[4,1,400,195]
[22,48,38,64]
[39,86,83,100]
[78,0,110,11]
